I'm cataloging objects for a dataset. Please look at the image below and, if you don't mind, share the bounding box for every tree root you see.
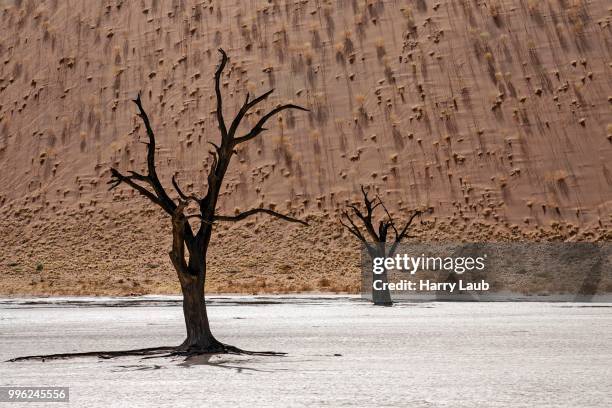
[7,344,285,362]
[170,343,285,358]
[7,346,176,362]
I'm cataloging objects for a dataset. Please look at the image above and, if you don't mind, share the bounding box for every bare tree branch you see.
[215,208,308,226]
[207,141,221,153]
[227,89,275,138]
[184,214,214,228]
[214,48,229,141]
[169,201,192,275]
[389,210,422,256]
[233,104,309,145]
[132,93,177,215]
[398,210,422,238]
[347,203,379,243]
[360,185,382,215]
[171,175,201,204]
[340,212,378,257]
[126,170,149,183]
[108,168,161,206]
[246,89,275,109]
[378,196,398,234]
[378,220,391,243]
[340,211,367,243]
[378,196,399,243]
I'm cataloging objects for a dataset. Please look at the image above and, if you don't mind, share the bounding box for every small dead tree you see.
[94,49,306,357]
[340,186,421,306]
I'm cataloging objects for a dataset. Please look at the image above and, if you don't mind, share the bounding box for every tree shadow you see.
[111,364,165,372]
[176,354,278,373]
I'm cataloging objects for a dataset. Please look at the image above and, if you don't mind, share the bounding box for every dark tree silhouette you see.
[340,186,421,306]
[9,49,309,362]
[109,49,309,353]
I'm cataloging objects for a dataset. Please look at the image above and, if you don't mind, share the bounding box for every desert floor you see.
[1,296,611,407]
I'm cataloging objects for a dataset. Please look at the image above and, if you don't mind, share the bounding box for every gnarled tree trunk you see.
[169,207,220,350]
[179,273,217,350]
[372,267,393,306]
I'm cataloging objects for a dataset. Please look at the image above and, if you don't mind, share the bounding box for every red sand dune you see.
[0,0,610,295]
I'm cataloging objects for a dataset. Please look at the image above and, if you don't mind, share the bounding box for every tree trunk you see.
[179,275,220,350]
[170,216,222,352]
[369,245,393,306]
[372,267,393,306]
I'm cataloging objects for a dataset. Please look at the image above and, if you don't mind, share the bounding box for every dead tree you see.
[340,186,421,306]
[105,49,308,355]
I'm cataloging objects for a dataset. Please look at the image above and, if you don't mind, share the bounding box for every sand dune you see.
[0,0,611,295]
